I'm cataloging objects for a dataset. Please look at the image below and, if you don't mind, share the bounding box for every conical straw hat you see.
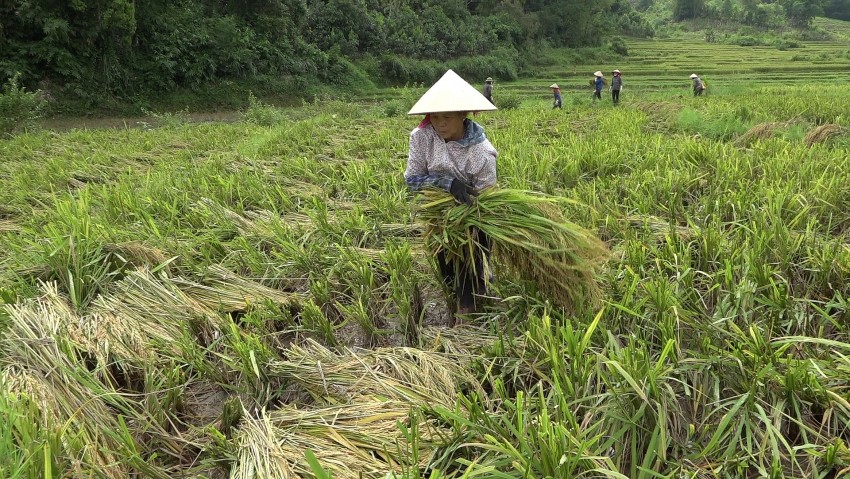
[594,71,603,77]
[690,73,698,78]
[550,83,559,88]
[408,70,498,115]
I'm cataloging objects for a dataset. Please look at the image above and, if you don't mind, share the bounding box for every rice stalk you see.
[270,338,480,407]
[0,284,134,478]
[0,219,19,232]
[196,197,273,237]
[734,122,778,147]
[418,325,503,356]
[173,264,303,312]
[103,241,173,272]
[93,268,222,354]
[804,123,842,147]
[417,188,608,312]
[231,411,294,479]
[231,400,445,479]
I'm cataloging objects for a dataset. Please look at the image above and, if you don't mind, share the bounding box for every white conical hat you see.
[408,70,497,115]
[690,73,698,78]
[550,83,559,88]
[594,71,603,77]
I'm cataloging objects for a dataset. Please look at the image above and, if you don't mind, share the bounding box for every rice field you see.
[506,18,850,99]
[2,32,850,479]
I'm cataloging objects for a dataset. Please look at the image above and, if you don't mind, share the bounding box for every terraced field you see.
[505,18,850,100]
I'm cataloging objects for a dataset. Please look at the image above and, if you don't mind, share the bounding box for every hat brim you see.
[408,70,497,115]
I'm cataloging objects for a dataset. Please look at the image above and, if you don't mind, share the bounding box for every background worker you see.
[611,69,622,104]
[483,77,494,105]
[550,83,562,109]
[404,70,498,319]
[690,73,705,96]
[593,71,605,101]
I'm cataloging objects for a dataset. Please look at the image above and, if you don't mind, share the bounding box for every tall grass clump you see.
[497,93,522,110]
[417,189,608,311]
[244,92,284,126]
[0,73,45,137]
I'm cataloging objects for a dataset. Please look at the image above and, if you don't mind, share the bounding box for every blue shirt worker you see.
[550,83,562,109]
[593,71,605,101]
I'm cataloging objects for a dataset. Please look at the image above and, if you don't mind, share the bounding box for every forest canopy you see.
[0,0,648,99]
[0,0,845,103]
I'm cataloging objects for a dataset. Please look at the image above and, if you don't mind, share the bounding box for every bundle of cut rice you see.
[418,188,608,311]
[804,123,842,147]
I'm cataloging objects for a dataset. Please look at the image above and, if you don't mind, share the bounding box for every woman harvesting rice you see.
[404,69,498,319]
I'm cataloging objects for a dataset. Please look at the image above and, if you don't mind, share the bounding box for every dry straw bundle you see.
[232,401,444,479]
[270,338,478,407]
[804,123,842,147]
[418,188,608,311]
[735,122,778,147]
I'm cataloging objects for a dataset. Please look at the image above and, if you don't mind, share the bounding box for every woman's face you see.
[430,112,467,141]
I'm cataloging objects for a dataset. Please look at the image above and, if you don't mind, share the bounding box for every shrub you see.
[733,35,760,46]
[774,39,801,50]
[141,107,190,129]
[0,73,45,137]
[244,92,284,126]
[382,100,404,117]
[610,37,630,56]
[498,93,522,110]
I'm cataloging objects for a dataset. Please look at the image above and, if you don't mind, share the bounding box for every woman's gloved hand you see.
[449,178,476,205]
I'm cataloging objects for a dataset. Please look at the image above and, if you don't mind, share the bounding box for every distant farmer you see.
[690,73,705,96]
[550,83,562,109]
[405,70,498,320]
[483,77,494,105]
[593,71,605,101]
[611,70,622,104]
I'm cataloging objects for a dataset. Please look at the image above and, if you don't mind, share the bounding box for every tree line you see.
[0,0,651,103]
[1,0,845,106]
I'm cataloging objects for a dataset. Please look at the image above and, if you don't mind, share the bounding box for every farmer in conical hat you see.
[690,73,705,96]
[593,71,605,101]
[611,70,622,105]
[483,77,494,105]
[405,69,498,319]
[550,83,562,109]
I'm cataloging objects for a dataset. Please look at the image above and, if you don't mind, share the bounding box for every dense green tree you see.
[824,0,850,19]
[780,0,826,25]
[674,0,705,19]
[0,0,652,99]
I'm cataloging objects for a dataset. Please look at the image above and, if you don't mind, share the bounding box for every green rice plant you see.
[300,298,339,346]
[417,188,608,312]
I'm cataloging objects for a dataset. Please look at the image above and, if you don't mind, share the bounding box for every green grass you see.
[1,35,850,479]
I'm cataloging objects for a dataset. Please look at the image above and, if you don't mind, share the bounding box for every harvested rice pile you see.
[804,123,842,147]
[735,122,778,147]
[418,188,608,311]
